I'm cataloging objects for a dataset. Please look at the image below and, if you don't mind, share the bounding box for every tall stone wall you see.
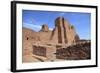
[50,17,79,45]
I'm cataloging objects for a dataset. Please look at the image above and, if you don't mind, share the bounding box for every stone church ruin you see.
[22,17,91,62]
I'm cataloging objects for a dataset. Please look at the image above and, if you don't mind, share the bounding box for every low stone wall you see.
[32,45,56,61]
[56,42,91,60]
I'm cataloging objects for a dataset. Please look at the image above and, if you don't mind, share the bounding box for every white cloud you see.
[23,22,53,31]
[59,13,65,16]
[49,28,53,30]
[23,22,41,31]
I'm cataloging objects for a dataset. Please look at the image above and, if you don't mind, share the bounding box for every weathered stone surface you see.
[40,24,49,32]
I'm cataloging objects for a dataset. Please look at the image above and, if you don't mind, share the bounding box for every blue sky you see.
[22,10,91,40]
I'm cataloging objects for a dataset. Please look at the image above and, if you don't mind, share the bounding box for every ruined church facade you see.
[22,17,80,62]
